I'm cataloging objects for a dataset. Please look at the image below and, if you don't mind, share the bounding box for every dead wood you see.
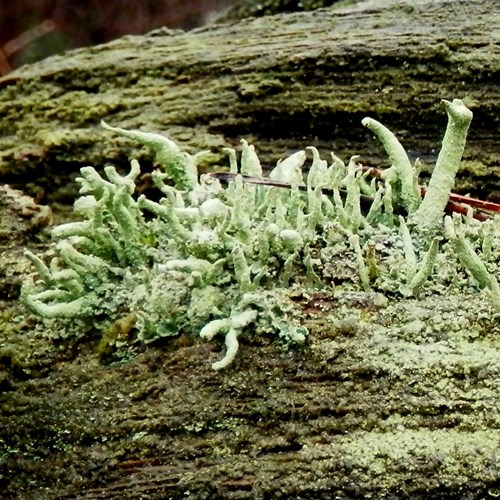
[0,0,498,203]
[1,1,500,498]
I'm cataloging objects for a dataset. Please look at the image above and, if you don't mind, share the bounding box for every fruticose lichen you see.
[22,99,500,369]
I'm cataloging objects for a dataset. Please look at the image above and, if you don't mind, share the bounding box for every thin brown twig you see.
[208,171,500,221]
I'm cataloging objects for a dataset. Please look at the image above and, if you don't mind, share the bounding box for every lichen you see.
[22,98,500,369]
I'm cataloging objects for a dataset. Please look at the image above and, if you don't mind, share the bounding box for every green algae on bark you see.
[0,0,499,206]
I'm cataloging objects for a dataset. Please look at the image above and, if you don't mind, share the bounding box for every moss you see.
[95,312,138,361]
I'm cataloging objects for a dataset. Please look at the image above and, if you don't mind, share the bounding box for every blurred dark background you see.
[0,0,238,74]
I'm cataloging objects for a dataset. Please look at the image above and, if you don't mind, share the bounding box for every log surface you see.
[0,0,498,202]
[1,0,500,498]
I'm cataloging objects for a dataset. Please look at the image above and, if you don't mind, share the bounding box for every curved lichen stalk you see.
[412,99,473,234]
[361,117,421,214]
[100,120,204,191]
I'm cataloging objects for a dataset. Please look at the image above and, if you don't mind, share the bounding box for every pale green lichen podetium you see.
[362,116,421,214]
[412,99,473,235]
[444,215,500,312]
[100,120,202,190]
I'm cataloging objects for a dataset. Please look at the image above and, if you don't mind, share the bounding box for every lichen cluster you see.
[22,99,500,369]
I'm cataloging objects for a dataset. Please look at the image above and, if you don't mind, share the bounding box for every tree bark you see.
[0,0,499,203]
[1,0,500,498]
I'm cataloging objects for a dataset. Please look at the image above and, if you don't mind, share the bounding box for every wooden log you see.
[0,0,498,203]
[1,1,500,497]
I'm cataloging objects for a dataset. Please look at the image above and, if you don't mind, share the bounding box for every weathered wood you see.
[2,1,500,498]
[0,0,498,203]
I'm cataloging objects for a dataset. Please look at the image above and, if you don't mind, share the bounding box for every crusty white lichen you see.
[22,98,500,369]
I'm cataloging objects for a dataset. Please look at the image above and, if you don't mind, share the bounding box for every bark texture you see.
[0,0,499,203]
[1,0,500,498]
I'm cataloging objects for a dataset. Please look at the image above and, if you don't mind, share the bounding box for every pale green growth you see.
[240,139,262,176]
[362,117,421,214]
[200,309,258,370]
[199,198,229,221]
[280,252,297,287]
[444,215,500,312]
[306,146,329,186]
[480,220,494,260]
[22,292,92,318]
[332,186,350,228]
[156,257,213,275]
[349,233,370,291]
[329,153,346,187]
[22,159,150,319]
[412,99,473,234]
[305,185,325,232]
[223,147,238,173]
[404,238,439,296]
[24,99,500,369]
[342,156,363,232]
[382,182,394,227]
[70,159,149,268]
[364,185,385,224]
[25,250,54,284]
[100,120,201,190]
[232,243,253,292]
[398,216,417,277]
[280,229,304,251]
[303,250,321,286]
[269,150,306,185]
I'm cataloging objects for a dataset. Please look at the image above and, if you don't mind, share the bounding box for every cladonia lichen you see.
[22,99,500,369]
